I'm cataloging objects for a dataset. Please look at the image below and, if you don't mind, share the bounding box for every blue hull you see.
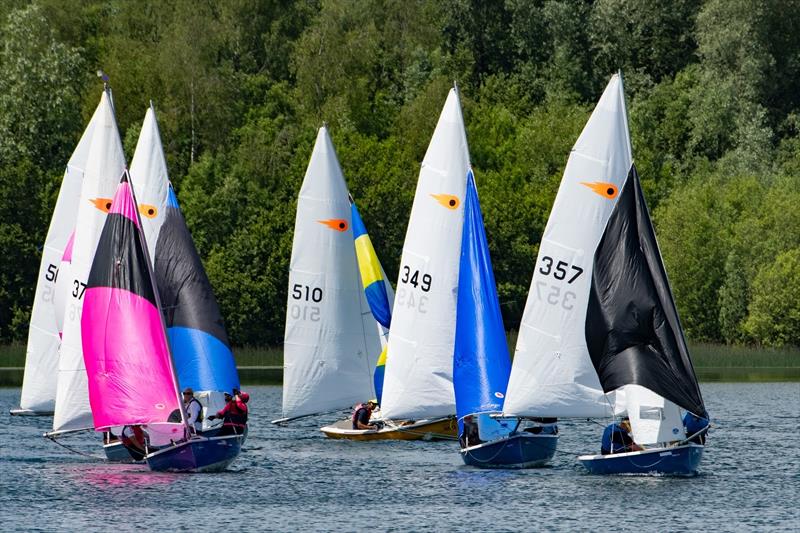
[146,435,241,473]
[461,433,559,469]
[579,443,704,475]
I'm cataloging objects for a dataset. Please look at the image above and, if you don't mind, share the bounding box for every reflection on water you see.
[1,383,798,531]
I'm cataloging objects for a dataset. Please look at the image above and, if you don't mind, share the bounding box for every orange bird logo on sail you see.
[580,181,618,199]
[318,219,348,232]
[90,197,113,212]
[92,197,158,218]
[431,194,460,210]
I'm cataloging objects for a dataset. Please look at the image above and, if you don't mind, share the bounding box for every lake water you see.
[1,383,798,532]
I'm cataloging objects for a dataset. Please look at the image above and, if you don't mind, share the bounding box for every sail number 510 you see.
[539,256,583,284]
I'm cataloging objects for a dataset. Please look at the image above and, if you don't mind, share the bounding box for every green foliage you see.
[745,248,800,346]
[2,0,800,348]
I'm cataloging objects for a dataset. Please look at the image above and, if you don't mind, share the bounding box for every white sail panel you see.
[18,104,101,414]
[503,74,633,418]
[129,105,169,261]
[623,385,685,445]
[53,90,126,433]
[380,88,470,420]
[282,127,380,419]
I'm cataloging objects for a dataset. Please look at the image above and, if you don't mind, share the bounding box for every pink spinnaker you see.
[80,179,180,430]
[82,288,180,430]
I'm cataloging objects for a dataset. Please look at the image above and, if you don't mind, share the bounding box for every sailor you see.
[240,392,250,424]
[182,387,203,433]
[683,412,710,445]
[352,399,378,430]
[120,424,147,461]
[601,417,642,455]
[208,390,248,436]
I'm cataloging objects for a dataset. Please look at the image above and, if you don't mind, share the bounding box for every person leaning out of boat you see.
[182,387,203,433]
[208,390,248,436]
[601,417,643,455]
[352,399,379,430]
[683,412,710,445]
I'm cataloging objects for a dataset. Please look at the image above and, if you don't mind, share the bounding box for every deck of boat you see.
[320,416,457,441]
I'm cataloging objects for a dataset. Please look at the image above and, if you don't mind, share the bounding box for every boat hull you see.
[10,408,53,416]
[104,441,138,463]
[320,417,457,441]
[578,443,704,475]
[461,433,558,468]
[146,435,242,473]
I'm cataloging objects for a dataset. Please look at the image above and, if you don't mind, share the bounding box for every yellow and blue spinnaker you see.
[350,200,392,404]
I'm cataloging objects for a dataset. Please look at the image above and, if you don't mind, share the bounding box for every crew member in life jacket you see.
[120,425,147,461]
[208,390,247,436]
[601,417,643,455]
[352,399,378,430]
[683,412,710,445]
[182,387,203,433]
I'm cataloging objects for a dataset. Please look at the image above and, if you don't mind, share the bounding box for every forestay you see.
[503,74,632,418]
[380,88,470,420]
[52,90,126,433]
[17,100,101,414]
[282,126,380,419]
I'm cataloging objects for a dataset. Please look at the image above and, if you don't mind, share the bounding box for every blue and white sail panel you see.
[453,171,511,422]
[155,186,240,393]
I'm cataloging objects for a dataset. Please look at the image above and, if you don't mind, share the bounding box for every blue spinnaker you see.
[453,171,511,423]
[155,186,240,393]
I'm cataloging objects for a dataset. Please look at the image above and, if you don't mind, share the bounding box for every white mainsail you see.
[281,126,380,419]
[380,88,470,420]
[16,101,102,414]
[52,90,126,433]
[503,74,633,418]
[129,104,169,261]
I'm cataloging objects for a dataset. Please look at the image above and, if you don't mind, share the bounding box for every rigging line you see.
[45,435,105,461]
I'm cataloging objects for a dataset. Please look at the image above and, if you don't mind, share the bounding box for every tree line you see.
[2,0,800,347]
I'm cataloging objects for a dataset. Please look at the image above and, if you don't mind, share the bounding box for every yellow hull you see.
[320,417,458,441]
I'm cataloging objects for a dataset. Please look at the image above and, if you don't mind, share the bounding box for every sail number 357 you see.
[539,256,583,283]
[536,256,583,311]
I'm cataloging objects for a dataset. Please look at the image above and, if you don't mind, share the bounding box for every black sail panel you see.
[87,176,156,307]
[154,191,230,346]
[585,164,705,416]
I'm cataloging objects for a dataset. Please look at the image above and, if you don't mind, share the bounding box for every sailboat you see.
[81,172,241,473]
[329,87,472,441]
[278,126,381,425]
[11,96,102,416]
[502,73,707,475]
[46,86,127,439]
[454,172,558,468]
[100,104,242,462]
